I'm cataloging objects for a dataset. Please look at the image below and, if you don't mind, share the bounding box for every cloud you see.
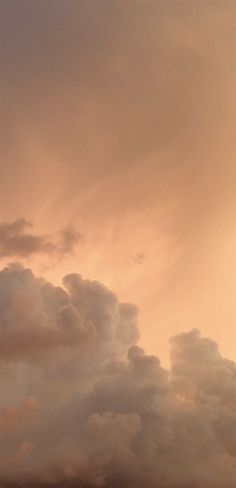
[0,0,235,367]
[133,253,146,266]
[0,219,81,259]
[0,264,235,487]
[57,226,82,255]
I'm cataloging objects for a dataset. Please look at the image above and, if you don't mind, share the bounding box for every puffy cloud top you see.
[0,264,235,487]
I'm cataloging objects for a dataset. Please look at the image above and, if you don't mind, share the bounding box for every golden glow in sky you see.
[0,3,236,485]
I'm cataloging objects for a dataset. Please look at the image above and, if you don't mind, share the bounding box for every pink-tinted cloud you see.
[0,264,235,487]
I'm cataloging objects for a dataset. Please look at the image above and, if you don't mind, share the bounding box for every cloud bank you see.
[0,263,235,487]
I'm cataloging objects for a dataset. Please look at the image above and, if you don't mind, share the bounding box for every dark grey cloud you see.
[0,264,236,487]
[0,219,81,259]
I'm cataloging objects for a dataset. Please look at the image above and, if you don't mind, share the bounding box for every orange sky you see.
[0,0,235,365]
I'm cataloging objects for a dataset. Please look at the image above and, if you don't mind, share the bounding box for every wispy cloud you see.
[0,219,81,259]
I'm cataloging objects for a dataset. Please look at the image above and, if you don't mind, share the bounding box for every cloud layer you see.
[0,263,235,487]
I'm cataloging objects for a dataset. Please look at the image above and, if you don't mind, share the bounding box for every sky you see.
[0,1,236,486]
[0,0,236,363]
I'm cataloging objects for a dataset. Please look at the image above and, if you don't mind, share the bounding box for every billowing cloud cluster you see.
[0,219,81,259]
[0,264,236,487]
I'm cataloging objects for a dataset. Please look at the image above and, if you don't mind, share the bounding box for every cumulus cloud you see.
[0,263,235,487]
[0,219,81,259]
